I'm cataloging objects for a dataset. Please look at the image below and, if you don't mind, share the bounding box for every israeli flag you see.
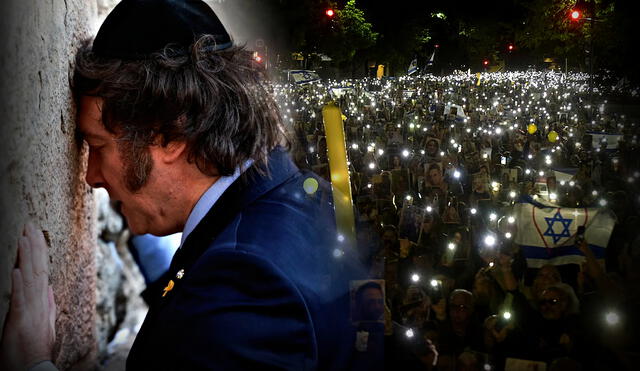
[427,50,435,67]
[289,70,321,85]
[444,103,468,123]
[514,197,615,268]
[408,58,418,75]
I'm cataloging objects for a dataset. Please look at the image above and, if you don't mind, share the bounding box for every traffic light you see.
[325,9,335,17]
[507,43,514,52]
[570,9,581,21]
[483,60,489,66]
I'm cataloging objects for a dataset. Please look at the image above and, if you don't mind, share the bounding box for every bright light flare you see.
[484,235,496,247]
[605,311,620,326]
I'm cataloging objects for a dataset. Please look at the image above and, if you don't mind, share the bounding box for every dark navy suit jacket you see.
[127,148,364,370]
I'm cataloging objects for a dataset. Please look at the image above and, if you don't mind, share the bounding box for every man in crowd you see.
[1,1,364,370]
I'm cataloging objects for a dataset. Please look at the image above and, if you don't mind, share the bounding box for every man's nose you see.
[85,150,105,188]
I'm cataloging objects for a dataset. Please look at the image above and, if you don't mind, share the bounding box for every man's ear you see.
[158,140,187,164]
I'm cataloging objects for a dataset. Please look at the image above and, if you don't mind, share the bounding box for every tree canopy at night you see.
[252,0,638,81]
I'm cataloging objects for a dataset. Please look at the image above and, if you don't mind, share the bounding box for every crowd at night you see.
[276,70,640,370]
[3,1,640,370]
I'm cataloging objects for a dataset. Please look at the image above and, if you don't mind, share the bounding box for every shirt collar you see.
[180,159,254,247]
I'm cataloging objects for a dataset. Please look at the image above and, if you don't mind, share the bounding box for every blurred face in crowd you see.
[449,291,474,328]
[393,156,401,167]
[538,288,568,320]
[426,140,438,155]
[382,228,397,247]
[359,287,384,321]
[533,265,562,299]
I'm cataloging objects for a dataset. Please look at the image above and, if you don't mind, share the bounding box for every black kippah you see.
[92,0,232,60]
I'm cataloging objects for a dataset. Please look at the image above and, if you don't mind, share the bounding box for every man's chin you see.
[121,206,146,235]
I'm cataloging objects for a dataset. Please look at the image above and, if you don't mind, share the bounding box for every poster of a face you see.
[350,280,385,324]
[425,137,440,158]
[425,162,445,188]
[443,227,470,262]
[501,168,518,184]
[472,173,491,196]
[442,200,461,224]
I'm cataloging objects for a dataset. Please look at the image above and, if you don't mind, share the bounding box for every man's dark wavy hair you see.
[73,35,287,191]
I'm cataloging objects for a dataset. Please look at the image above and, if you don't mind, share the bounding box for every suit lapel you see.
[151,148,299,305]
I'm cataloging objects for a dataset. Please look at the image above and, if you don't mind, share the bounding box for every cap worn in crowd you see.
[92,0,232,60]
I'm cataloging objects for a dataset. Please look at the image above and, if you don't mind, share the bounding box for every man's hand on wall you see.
[1,223,57,370]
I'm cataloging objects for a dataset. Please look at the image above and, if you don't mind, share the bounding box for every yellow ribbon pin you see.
[162,280,175,297]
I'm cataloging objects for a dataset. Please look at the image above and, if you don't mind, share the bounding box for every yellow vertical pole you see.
[377,64,385,80]
[322,102,356,247]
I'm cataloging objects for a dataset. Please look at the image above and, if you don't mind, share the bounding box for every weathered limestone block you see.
[0,0,98,369]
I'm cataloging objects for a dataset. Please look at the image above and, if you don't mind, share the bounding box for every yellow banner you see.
[322,103,356,247]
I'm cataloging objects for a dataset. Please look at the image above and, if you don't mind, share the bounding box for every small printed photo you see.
[398,204,425,243]
[424,137,441,158]
[420,212,437,239]
[350,280,385,324]
[425,162,444,188]
[501,168,518,184]
[442,199,461,225]
[471,173,492,203]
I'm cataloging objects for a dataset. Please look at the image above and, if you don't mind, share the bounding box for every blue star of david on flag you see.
[543,209,573,244]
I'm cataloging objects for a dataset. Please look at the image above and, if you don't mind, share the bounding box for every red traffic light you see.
[325,9,335,17]
[434,44,440,48]
[483,60,489,66]
[508,44,514,51]
[570,10,581,20]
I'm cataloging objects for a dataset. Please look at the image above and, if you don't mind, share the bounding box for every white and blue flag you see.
[407,58,418,75]
[514,197,615,268]
[289,70,321,85]
[427,50,435,67]
[444,103,468,123]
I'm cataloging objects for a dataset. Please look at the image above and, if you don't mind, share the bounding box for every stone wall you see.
[0,0,99,369]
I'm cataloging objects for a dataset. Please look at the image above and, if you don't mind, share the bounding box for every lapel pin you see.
[176,269,185,279]
[162,280,175,297]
